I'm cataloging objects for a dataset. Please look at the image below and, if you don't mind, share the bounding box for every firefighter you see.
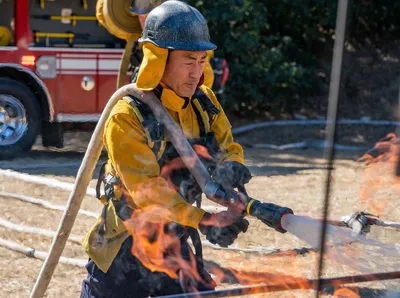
[81,1,251,297]
[0,26,13,46]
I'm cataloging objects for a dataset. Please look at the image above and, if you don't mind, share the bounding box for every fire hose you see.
[29,85,293,298]
[96,0,142,88]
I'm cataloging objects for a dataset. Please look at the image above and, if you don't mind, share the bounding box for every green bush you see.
[351,1,400,41]
[188,0,399,117]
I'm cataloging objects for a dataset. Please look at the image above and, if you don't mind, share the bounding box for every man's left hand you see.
[199,213,249,247]
[212,161,252,193]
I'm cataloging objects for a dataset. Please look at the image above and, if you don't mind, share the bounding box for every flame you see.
[357,133,400,216]
[158,144,218,206]
[122,142,314,294]
[160,144,214,187]
[333,287,360,298]
[206,261,310,288]
[123,206,202,283]
[357,133,398,165]
[122,144,216,293]
[123,205,315,294]
[123,142,386,295]
[121,142,242,292]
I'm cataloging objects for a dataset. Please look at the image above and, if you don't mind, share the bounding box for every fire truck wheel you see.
[0,78,41,159]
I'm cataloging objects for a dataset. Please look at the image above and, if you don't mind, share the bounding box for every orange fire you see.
[124,142,379,295]
[357,133,400,216]
[121,142,314,294]
[206,262,310,288]
[357,133,398,165]
[159,144,214,192]
[333,287,360,298]
[123,206,202,284]
[123,205,316,293]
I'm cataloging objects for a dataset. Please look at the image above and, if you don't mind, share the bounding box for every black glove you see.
[199,213,249,247]
[212,161,252,193]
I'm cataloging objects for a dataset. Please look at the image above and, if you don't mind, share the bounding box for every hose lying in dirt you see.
[370,219,400,228]
[0,169,97,197]
[0,238,87,267]
[0,191,98,218]
[239,140,368,151]
[312,214,400,230]
[4,162,90,170]
[0,191,226,227]
[0,186,219,216]
[29,84,144,298]
[0,237,283,274]
[232,119,400,135]
[0,217,82,244]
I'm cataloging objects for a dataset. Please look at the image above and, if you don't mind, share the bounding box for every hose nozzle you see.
[204,182,294,233]
[247,199,293,233]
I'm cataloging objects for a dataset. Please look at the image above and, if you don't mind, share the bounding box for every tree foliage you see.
[187,0,399,117]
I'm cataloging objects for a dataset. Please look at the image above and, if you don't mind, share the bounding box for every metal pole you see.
[396,72,400,136]
[315,0,350,297]
[396,79,400,176]
[159,271,400,298]
[29,85,145,298]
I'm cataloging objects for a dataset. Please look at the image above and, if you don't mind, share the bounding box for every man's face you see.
[161,50,207,98]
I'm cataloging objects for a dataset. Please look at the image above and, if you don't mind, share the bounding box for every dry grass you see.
[0,131,399,297]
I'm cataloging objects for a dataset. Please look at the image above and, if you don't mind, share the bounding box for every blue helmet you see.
[138,0,217,51]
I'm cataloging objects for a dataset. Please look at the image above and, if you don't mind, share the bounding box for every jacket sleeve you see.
[202,87,245,165]
[104,111,206,229]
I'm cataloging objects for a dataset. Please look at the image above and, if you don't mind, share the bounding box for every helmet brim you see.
[138,38,217,51]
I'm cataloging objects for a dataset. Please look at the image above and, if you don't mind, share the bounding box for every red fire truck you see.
[0,0,229,159]
[0,0,129,158]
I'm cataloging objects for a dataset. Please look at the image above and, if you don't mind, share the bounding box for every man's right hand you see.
[198,212,249,247]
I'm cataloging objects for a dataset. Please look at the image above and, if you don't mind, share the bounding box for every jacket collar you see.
[158,83,192,112]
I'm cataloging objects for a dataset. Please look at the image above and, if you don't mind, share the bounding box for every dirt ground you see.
[0,128,399,298]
